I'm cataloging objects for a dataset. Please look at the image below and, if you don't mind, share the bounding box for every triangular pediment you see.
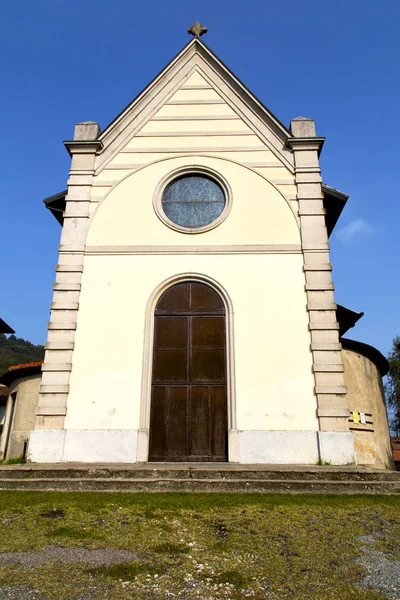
[94,39,294,174]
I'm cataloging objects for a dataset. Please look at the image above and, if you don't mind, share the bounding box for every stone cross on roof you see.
[188,21,207,38]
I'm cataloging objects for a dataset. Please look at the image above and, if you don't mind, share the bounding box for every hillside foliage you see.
[0,334,44,377]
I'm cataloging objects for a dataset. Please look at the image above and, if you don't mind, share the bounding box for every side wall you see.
[342,349,393,469]
[1,375,40,460]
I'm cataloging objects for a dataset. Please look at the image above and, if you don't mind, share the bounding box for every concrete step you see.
[0,464,399,482]
[0,476,399,494]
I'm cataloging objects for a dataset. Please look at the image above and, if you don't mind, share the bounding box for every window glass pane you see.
[162,175,225,228]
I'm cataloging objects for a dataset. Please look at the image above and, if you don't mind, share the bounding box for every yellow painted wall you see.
[87,156,299,247]
[64,68,317,439]
[66,254,317,432]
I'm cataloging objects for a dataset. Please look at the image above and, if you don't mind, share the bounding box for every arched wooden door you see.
[149,282,228,462]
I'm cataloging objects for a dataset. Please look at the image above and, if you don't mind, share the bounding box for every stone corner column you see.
[287,116,356,466]
[29,122,102,462]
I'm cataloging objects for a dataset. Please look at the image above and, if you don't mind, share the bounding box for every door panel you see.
[192,317,224,348]
[155,317,187,349]
[191,350,225,383]
[148,387,166,459]
[189,387,210,457]
[211,387,228,458]
[149,282,227,462]
[167,387,187,458]
[153,350,187,383]
[191,284,223,311]
[157,283,190,310]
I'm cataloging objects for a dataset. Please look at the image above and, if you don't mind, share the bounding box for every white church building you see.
[27,27,391,466]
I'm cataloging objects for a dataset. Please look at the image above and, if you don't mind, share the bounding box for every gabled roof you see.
[91,37,295,173]
[45,37,349,235]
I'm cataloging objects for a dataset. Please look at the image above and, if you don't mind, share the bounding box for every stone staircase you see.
[0,463,399,494]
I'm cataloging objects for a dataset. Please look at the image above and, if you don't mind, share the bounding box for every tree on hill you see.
[385,336,400,436]
[0,334,44,377]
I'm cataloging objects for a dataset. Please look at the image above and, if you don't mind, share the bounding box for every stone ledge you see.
[36,406,68,416]
[315,386,347,395]
[53,283,81,292]
[50,302,79,310]
[317,407,350,417]
[41,363,72,372]
[303,264,332,271]
[63,213,90,219]
[47,322,77,330]
[307,303,337,311]
[39,385,70,394]
[313,364,344,373]
[298,208,325,217]
[311,343,342,351]
[56,265,84,273]
[58,245,85,253]
[302,243,330,251]
[305,283,335,291]
[309,322,340,330]
[44,342,75,350]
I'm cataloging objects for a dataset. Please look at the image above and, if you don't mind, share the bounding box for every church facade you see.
[28,35,388,466]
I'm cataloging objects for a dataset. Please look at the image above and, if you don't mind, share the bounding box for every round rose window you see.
[161,174,226,229]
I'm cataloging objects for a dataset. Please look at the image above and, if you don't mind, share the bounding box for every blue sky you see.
[1,0,399,358]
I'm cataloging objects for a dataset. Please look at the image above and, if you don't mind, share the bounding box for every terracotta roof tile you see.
[7,360,44,372]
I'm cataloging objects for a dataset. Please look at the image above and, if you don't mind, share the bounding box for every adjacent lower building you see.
[0,362,43,461]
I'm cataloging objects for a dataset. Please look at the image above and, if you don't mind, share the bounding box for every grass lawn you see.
[0,492,399,599]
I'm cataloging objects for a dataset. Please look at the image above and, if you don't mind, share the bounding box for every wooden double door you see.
[149,282,228,462]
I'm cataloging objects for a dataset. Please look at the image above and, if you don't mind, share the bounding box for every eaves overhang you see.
[0,319,15,334]
[322,183,349,237]
[43,190,67,225]
[336,304,364,337]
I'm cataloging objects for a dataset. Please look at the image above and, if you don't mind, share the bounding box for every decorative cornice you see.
[64,140,103,156]
[286,137,325,156]
[84,244,302,255]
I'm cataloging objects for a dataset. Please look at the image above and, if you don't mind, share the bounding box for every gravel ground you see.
[0,545,137,568]
[0,585,51,600]
[0,586,101,600]
[357,535,400,600]
[0,523,399,599]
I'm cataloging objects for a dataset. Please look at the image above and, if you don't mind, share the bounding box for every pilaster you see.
[35,122,102,426]
[287,117,351,437]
